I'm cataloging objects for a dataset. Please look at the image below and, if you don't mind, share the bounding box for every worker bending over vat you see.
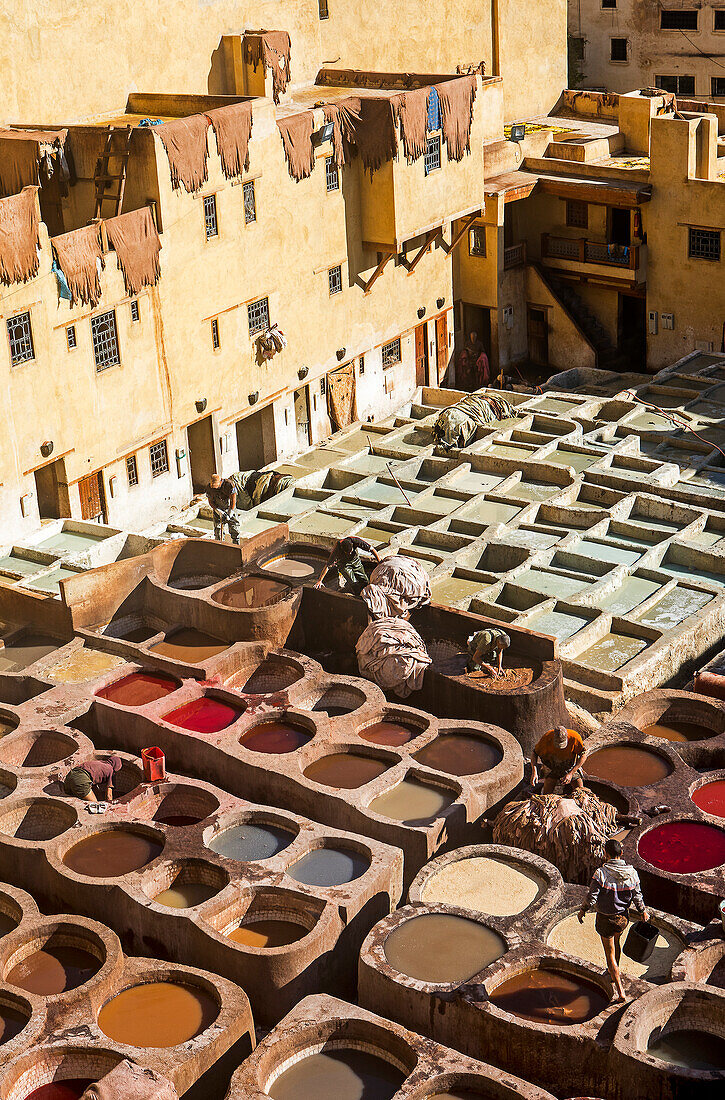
[63,755,123,802]
[531,725,586,794]
[316,536,381,595]
[466,628,510,677]
[206,474,240,544]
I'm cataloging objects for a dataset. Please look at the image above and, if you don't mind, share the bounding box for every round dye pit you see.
[6,945,99,995]
[359,721,418,747]
[642,720,712,743]
[63,831,162,877]
[95,672,179,707]
[0,910,19,937]
[414,733,502,776]
[150,628,229,662]
[212,576,290,609]
[384,914,505,983]
[229,920,308,948]
[163,697,242,734]
[367,779,453,824]
[154,882,219,908]
[25,1081,95,1100]
[207,822,294,862]
[261,553,324,579]
[547,911,683,982]
[638,821,725,874]
[0,1002,28,1044]
[288,847,370,886]
[691,780,725,819]
[240,721,312,754]
[420,857,544,916]
[153,812,207,827]
[584,744,672,787]
[98,981,218,1048]
[268,1048,406,1100]
[647,1029,725,1071]
[489,967,608,1024]
[304,753,389,789]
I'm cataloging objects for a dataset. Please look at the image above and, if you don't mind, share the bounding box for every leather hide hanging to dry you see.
[327,361,357,431]
[391,85,429,162]
[244,31,292,104]
[155,116,210,192]
[206,101,254,179]
[0,186,41,286]
[277,112,315,180]
[436,74,478,161]
[0,128,67,198]
[105,206,162,296]
[51,222,104,307]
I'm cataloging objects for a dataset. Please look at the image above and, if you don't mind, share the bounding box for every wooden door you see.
[527,307,549,366]
[79,472,106,523]
[415,323,428,387]
[436,314,448,384]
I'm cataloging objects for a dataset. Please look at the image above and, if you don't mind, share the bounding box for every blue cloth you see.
[138,118,163,127]
[427,87,440,132]
[52,259,72,301]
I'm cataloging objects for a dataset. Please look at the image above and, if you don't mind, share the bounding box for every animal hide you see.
[51,222,104,306]
[277,113,315,180]
[105,206,161,295]
[206,101,253,178]
[0,186,41,285]
[156,116,210,192]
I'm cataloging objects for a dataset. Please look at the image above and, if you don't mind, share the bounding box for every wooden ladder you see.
[93,125,133,219]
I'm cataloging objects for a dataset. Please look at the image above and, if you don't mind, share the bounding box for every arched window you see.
[427,87,440,132]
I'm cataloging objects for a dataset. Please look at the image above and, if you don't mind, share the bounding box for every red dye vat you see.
[96,672,179,707]
[692,780,725,819]
[25,1082,94,1100]
[163,698,242,734]
[638,820,725,874]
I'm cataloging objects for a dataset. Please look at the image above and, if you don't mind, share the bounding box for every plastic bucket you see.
[142,747,166,782]
[623,920,658,963]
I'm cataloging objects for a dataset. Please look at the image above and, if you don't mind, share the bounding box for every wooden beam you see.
[362,251,395,296]
[405,228,442,276]
[443,212,479,255]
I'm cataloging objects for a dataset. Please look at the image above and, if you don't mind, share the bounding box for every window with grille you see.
[660,9,698,28]
[610,37,628,61]
[656,74,695,94]
[320,376,326,395]
[149,439,169,477]
[243,180,256,224]
[468,226,486,256]
[211,317,220,349]
[566,199,588,228]
[130,299,140,322]
[247,296,269,335]
[712,77,725,96]
[689,227,721,261]
[427,86,441,132]
[716,10,725,30]
[424,134,441,175]
[7,311,34,366]
[359,355,365,375]
[318,0,329,18]
[126,454,139,487]
[203,194,218,239]
[382,338,401,367]
[91,310,120,370]
[66,325,77,350]
[328,264,342,295]
[325,156,339,192]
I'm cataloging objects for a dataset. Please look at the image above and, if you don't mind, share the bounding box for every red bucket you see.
[142,747,166,782]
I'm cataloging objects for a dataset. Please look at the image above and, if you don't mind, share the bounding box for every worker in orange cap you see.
[531,725,586,794]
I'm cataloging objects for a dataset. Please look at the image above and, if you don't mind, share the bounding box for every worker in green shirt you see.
[315,536,381,596]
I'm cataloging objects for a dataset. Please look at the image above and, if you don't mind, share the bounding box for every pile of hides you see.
[231,469,294,509]
[356,616,431,698]
[0,186,41,286]
[51,222,104,307]
[105,207,161,296]
[81,1061,177,1100]
[51,207,162,307]
[257,323,287,361]
[244,31,292,104]
[492,788,619,884]
[206,101,253,178]
[0,128,68,198]
[327,362,357,431]
[361,554,432,619]
[433,392,516,450]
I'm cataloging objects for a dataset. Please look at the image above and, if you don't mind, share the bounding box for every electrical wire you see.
[622,388,725,462]
[675,27,725,74]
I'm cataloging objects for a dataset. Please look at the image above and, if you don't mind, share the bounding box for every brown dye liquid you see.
[63,831,162,877]
[268,1049,406,1100]
[368,779,453,823]
[212,576,289,609]
[0,1004,27,1044]
[240,722,312,754]
[359,721,417,747]
[98,981,218,1048]
[229,920,307,948]
[154,883,218,908]
[489,968,608,1024]
[384,914,505,983]
[642,721,710,743]
[150,628,228,661]
[584,744,672,787]
[6,945,98,995]
[414,734,502,776]
[304,753,389,789]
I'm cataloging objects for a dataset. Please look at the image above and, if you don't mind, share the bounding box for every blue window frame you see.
[427,87,441,132]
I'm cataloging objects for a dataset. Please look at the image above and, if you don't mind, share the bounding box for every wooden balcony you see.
[503,242,526,269]
[542,233,639,269]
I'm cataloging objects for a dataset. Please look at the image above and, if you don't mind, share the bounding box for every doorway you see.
[294,387,310,452]
[78,471,107,523]
[34,459,70,520]
[462,303,491,354]
[435,313,449,386]
[609,208,631,247]
[415,322,429,387]
[235,404,276,471]
[527,306,549,366]
[618,294,647,366]
[187,415,216,493]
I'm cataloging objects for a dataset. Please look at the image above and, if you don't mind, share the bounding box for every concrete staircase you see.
[544,273,629,371]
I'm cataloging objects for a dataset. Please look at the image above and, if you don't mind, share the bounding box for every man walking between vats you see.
[206,474,240,544]
[531,724,586,794]
[578,838,649,1003]
[315,536,381,596]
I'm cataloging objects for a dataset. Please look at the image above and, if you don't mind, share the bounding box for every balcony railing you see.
[541,233,639,269]
[503,242,526,269]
